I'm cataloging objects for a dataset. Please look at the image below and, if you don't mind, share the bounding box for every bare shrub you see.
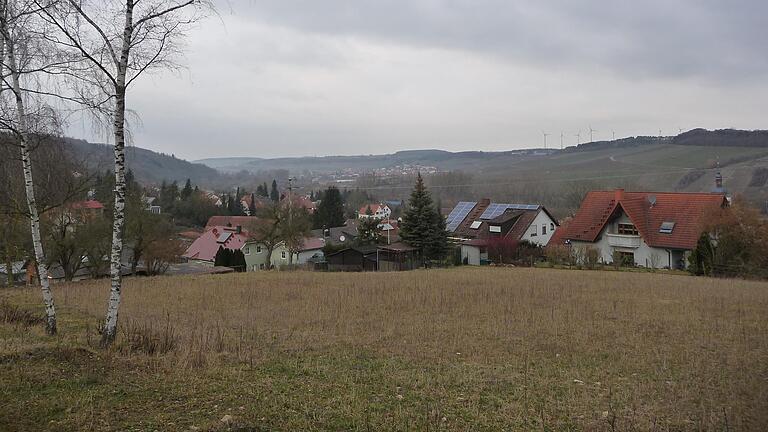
[0,300,45,327]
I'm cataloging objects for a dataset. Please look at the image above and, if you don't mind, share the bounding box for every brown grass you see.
[2,267,768,431]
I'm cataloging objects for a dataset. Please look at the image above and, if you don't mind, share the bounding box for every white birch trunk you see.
[101,0,134,346]
[5,23,57,334]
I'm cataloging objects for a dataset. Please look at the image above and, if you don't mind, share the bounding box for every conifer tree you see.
[400,173,449,262]
[270,180,280,202]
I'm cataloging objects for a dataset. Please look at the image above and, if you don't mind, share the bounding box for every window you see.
[489,225,502,233]
[530,224,537,237]
[550,223,555,231]
[256,245,262,254]
[616,251,635,266]
[542,225,547,235]
[281,251,287,259]
[470,221,482,229]
[243,246,250,255]
[659,221,675,234]
[618,223,639,235]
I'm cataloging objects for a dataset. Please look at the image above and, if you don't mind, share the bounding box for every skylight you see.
[470,221,482,229]
[659,221,675,234]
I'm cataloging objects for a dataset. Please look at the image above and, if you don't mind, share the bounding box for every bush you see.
[584,247,601,270]
[545,245,573,266]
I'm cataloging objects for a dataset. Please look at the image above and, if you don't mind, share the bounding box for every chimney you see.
[614,188,624,201]
[235,225,242,234]
[715,171,723,190]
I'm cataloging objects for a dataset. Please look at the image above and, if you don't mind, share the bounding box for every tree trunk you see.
[6,31,57,334]
[101,0,133,347]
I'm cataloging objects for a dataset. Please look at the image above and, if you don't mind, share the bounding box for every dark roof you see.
[379,242,418,252]
[561,189,727,250]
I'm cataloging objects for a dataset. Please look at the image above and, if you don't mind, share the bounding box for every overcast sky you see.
[72,0,768,160]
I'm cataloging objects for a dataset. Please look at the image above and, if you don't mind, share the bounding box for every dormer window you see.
[659,221,675,234]
[618,223,639,235]
[489,225,501,233]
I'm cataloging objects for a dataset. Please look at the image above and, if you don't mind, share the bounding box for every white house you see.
[555,189,727,269]
[358,203,392,220]
[446,199,559,265]
[242,237,325,271]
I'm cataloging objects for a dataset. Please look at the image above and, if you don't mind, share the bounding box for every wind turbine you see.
[560,131,565,150]
[612,130,616,141]
[574,130,581,145]
[542,131,549,149]
[588,125,597,143]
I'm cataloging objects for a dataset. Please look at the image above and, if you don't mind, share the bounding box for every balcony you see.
[606,233,641,248]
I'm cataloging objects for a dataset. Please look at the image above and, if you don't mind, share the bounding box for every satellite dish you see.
[648,195,657,206]
[339,235,346,242]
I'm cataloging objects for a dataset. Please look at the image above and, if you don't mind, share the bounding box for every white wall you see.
[520,210,558,247]
[569,213,684,269]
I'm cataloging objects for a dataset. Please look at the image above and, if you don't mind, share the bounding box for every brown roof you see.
[205,216,259,229]
[561,189,727,250]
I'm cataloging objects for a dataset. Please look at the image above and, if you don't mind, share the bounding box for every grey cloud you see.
[227,0,768,81]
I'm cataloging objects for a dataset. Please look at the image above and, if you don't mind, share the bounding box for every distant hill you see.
[64,139,222,185]
[673,129,768,147]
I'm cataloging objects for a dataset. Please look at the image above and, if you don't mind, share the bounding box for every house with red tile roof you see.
[358,203,392,220]
[182,226,249,264]
[205,215,259,230]
[446,199,559,265]
[556,189,727,269]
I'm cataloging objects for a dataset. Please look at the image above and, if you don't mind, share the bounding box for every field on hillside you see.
[2,268,768,431]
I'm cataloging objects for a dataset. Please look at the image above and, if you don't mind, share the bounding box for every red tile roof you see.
[561,189,727,250]
[205,216,259,229]
[300,237,325,251]
[183,226,249,262]
[358,203,388,215]
[71,200,104,210]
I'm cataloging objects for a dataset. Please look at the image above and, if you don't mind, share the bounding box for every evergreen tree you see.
[231,249,247,272]
[181,179,193,200]
[313,186,345,229]
[214,246,227,267]
[249,193,257,216]
[270,180,280,202]
[400,173,449,262]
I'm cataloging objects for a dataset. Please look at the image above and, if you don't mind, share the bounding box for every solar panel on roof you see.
[446,201,476,232]
[479,203,540,220]
[217,232,232,243]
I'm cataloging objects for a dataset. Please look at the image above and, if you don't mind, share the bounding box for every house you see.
[556,188,727,269]
[311,219,359,246]
[144,196,161,214]
[358,203,392,220]
[0,261,27,286]
[205,216,259,230]
[69,199,105,221]
[326,245,379,272]
[182,225,249,264]
[445,199,559,265]
[241,237,325,271]
[239,194,270,216]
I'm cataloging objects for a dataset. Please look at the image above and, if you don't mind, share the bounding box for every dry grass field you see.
[1,267,768,431]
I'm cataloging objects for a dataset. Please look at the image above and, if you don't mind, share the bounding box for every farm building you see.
[326,246,379,272]
[556,188,728,269]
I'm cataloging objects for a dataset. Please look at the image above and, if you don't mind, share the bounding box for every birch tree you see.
[35,0,211,346]
[0,0,65,334]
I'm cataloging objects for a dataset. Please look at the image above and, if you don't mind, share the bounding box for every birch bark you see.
[4,18,57,334]
[101,0,133,346]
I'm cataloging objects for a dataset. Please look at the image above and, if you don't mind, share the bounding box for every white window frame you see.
[256,245,262,254]
[243,246,250,255]
[530,224,538,237]
[489,225,502,233]
[470,221,482,229]
[281,251,287,260]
